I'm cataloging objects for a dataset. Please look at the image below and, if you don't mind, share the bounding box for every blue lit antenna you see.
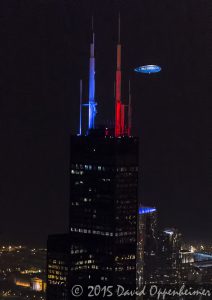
[88,16,97,130]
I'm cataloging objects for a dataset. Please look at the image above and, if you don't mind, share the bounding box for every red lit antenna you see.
[115,14,129,137]
[115,13,125,137]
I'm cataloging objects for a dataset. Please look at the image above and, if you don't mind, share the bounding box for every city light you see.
[139,207,156,215]
[164,229,174,235]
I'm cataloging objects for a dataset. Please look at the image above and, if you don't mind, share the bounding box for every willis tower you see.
[46,16,139,300]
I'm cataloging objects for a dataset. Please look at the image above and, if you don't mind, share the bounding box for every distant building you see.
[31,277,46,292]
[14,274,46,292]
[180,249,194,283]
[157,228,182,284]
[137,206,158,286]
[15,276,30,289]
[46,234,69,299]
[189,252,212,284]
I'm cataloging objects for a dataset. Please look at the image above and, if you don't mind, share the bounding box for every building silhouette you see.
[157,228,182,285]
[47,15,139,300]
[47,131,139,300]
[137,206,158,287]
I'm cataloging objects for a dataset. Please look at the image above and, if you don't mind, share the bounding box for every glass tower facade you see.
[137,206,158,287]
[47,129,139,299]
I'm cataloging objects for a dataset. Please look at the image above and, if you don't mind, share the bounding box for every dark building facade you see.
[157,228,182,285]
[47,234,70,300]
[205,0,212,239]
[137,206,158,287]
[47,130,139,299]
[180,249,194,283]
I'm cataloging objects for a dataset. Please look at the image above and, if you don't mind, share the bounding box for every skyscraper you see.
[69,131,139,288]
[205,0,212,238]
[137,206,158,286]
[157,228,182,285]
[47,132,139,299]
[47,17,139,300]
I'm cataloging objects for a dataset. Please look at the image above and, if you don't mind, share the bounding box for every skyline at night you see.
[0,0,211,247]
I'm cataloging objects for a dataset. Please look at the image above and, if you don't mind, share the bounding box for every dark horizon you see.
[0,0,211,245]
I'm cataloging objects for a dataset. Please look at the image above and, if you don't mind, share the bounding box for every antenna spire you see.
[128,80,132,136]
[79,80,82,135]
[118,12,121,43]
[91,15,94,44]
[115,13,125,137]
[92,15,94,31]
[88,16,97,131]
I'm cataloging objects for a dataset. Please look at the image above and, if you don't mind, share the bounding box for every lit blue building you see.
[137,206,158,286]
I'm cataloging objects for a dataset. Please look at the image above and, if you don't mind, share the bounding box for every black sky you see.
[0,0,211,245]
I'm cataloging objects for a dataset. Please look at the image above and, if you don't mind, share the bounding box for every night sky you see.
[0,0,211,245]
